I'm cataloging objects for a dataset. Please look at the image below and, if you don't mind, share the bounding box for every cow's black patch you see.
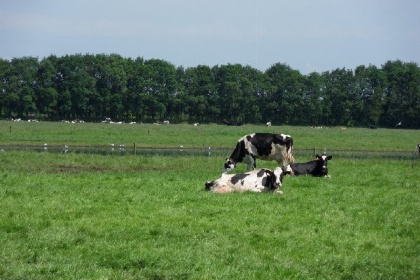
[264,170,278,190]
[274,134,293,154]
[250,134,274,156]
[249,133,293,156]
[230,174,249,185]
[226,140,246,167]
[256,169,266,177]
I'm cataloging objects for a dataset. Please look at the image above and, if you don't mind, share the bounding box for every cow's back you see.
[248,133,294,164]
[247,133,277,157]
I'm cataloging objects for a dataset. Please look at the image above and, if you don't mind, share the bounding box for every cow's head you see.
[316,154,332,176]
[282,164,293,176]
[264,167,284,191]
[223,158,235,173]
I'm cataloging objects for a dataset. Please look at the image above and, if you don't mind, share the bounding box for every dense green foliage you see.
[1,151,419,279]
[1,55,419,128]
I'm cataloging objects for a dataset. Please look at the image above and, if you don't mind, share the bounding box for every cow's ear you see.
[327,155,332,160]
[265,171,271,177]
[315,154,320,159]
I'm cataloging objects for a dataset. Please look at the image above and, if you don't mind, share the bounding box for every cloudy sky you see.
[1,0,419,74]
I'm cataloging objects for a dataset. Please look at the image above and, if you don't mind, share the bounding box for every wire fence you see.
[1,144,419,162]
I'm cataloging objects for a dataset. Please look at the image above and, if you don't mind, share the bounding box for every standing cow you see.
[283,154,332,177]
[224,133,294,172]
[205,167,284,194]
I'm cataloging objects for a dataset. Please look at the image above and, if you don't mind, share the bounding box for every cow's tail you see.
[286,137,295,164]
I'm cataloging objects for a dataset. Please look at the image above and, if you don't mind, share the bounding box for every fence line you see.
[0,144,418,161]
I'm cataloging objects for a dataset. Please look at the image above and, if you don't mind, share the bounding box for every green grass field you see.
[0,122,419,279]
[1,121,419,150]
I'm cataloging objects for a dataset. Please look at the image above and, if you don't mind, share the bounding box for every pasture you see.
[1,120,419,150]
[0,122,419,279]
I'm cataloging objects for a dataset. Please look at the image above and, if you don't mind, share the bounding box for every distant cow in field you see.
[223,120,243,126]
[205,167,284,194]
[283,154,332,177]
[224,133,294,172]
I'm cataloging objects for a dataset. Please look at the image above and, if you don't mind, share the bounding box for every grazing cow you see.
[205,167,284,194]
[224,133,294,172]
[283,154,332,177]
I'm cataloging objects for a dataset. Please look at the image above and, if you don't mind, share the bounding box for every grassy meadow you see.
[1,120,419,150]
[0,121,419,279]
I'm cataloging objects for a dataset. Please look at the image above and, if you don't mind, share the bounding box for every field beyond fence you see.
[0,144,418,162]
[1,121,419,164]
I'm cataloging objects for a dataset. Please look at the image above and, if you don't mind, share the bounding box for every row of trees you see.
[0,54,419,128]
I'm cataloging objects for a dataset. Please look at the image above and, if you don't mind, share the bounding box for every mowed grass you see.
[1,150,419,279]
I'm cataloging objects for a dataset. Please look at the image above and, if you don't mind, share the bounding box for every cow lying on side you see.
[283,154,332,177]
[224,133,294,172]
[205,167,284,194]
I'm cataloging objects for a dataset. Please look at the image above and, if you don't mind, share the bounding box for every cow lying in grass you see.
[283,154,332,177]
[205,167,284,194]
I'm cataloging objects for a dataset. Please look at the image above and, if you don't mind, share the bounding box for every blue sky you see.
[1,0,419,74]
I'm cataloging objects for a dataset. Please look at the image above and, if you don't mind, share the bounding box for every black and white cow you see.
[205,167,284,194]
[283,154,332,177]
[224,133,294,172]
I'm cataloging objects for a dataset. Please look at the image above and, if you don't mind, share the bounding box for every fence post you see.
[412,144,420,168]
[134,143,136,155]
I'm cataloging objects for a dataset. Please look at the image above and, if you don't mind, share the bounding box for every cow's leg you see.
[246,163,252,171]
[248,188,263,193]
[246,156,255,171]
[248,155,257,168]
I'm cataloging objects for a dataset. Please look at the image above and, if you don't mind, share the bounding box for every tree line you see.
[0,54,419,128]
